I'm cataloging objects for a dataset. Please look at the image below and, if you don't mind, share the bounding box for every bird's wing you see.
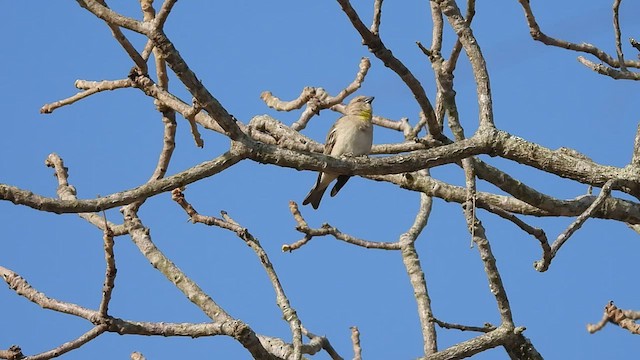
[323,118,341,155]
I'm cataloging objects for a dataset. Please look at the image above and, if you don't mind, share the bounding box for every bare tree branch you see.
[121,208,274,359]
[516,0,640,69]
[577,56,640,80]
[398,188,437,355]
[2,151,243,214]
[171,189,304,360]
[350,327,362,360]
[285,201,401,251]
[612,0,626,71]
[433,318,496,333]
[535,179,617,272]
[261,57,371,131]
[98,223,116,317]
[370,0,383,36]
[40,79,134,114]
[436,0,494,129]
[4,1,639,358]
[336,0,440,138]
[587,301,640,335]
[24,325,109,360]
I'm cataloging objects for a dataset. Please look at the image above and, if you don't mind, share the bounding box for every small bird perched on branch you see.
[303,95,375,209]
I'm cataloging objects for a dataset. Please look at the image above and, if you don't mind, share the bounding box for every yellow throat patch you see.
[359,108,372,120]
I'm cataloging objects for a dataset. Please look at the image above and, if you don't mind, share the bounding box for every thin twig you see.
[370,0,383,36]
[44,153,127,235]
[40,79,134,114]
[25,325,109,360]
[433,318,496,333]
[93,0,147,72]
[0,265,99,320]
[261,57,371,131]
[612,0,626,71]
[98,218,116,317]
[535,179,617,272]
[183,98,204,147]
[350,327,362,360]
[285,201,401,251]
[516,0,640,69]
[577,56,640,80]
[630,37,640,53]
[587,301,640,335]
[483,203,551,263]
[301,326,344,360]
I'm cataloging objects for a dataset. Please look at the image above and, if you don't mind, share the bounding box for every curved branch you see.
[24,325,108,360]
[285,201,401,251]
[517,0,640,69]
[336,0,440,138]
[1,151,243,214]
[172,190,304,360]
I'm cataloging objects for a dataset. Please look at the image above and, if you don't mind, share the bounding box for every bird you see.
[302,95,374,209]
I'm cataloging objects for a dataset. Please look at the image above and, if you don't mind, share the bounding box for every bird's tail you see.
[302,185,328,209]
[303,173,330,209]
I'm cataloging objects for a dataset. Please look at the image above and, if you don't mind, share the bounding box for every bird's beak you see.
[364,96,375,104]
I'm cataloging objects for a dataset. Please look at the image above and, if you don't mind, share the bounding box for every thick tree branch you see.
[77,0,246,140]
[2,151,242,214]
[121,208,274,359]
[6,128,640,218]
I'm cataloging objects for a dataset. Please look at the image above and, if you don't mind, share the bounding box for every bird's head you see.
[345,95,374,120]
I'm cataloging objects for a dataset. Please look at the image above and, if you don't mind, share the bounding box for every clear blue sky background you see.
[1,1,639,359]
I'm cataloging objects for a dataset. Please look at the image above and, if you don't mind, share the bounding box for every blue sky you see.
[1,1,639,359]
